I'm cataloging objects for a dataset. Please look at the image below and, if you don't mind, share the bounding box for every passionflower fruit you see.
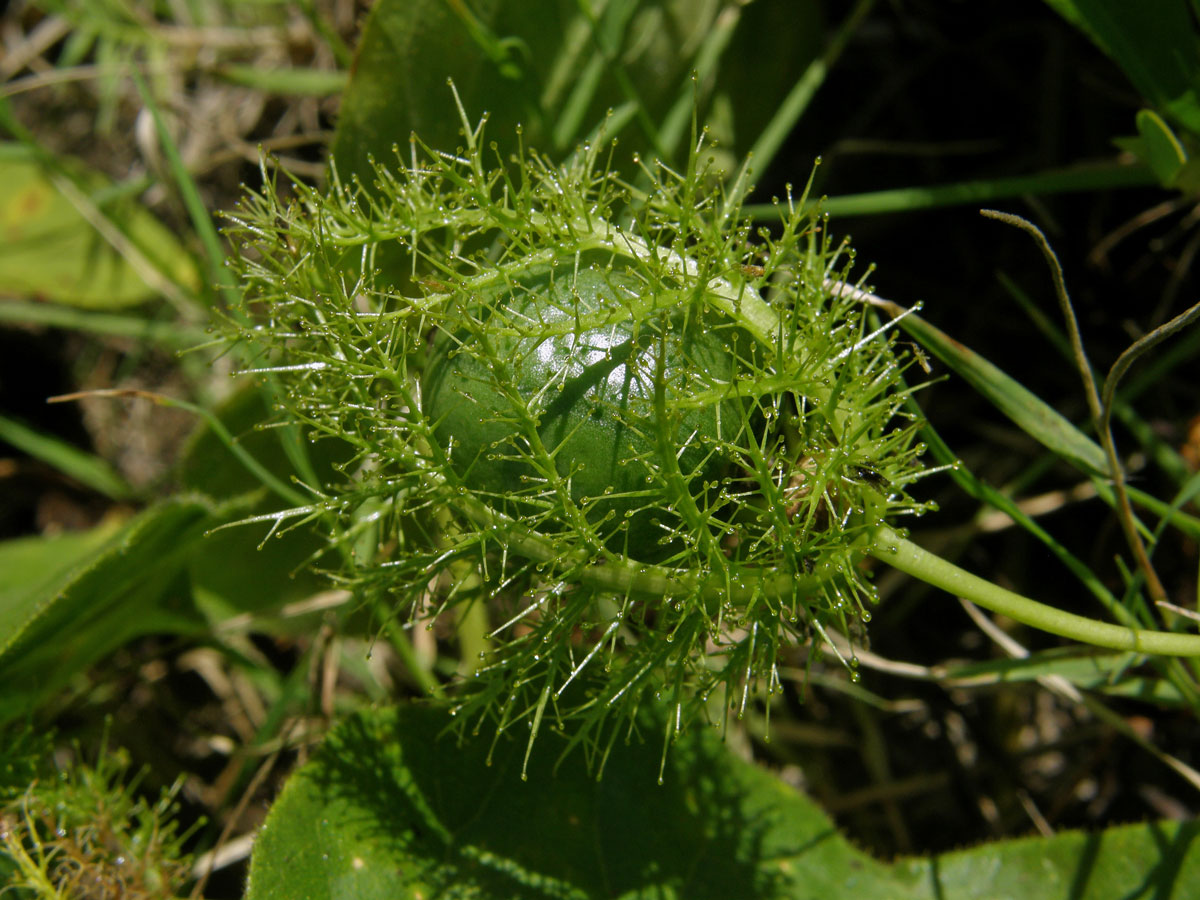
[224,125,951,756]
[421,259,747,561]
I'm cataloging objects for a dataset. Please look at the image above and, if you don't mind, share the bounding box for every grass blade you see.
[832,279,1109,475]
[0,413,133,500]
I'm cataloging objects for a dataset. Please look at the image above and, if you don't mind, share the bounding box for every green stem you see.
[450,485,832,606]
[749,162,1156,220]
[868,525,1200,656]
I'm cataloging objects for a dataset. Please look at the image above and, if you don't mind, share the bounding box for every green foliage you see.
[0,145,198,308]
[0,412,133,500]
[246,705,1200,900]
[224,114,937,757]
[1041,0,1200,135]
[330,0,820,185]
[0,499,214,725]
[1132,110,1190,187]
[3,2,1200,898]
[0,724,194,899]
[0,388,341,724]
[246,705,898,899]
[1041,0,1200,194]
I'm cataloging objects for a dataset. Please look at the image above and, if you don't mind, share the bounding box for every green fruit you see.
[421,260,745,561]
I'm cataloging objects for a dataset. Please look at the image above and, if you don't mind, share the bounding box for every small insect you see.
[904,342,933,374]
[847,464,889,490]
[740,264,766,278]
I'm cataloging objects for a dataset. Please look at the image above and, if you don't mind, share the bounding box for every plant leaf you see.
[1041,0,1200,134]
[174,386,347,620]
[329,0,777,185]
[331,0,555,186]
[246,704,1200,899]
[0,145,197,308]
[0,496,220,723]
[896,820,1200,897]
[1134,109,1189,186]
[0,412,133,500]
[787,163,1156,220]
[214,65,348,96]
[944,649,1188,705]
[891,309,1109,476]
[245,704,906,900]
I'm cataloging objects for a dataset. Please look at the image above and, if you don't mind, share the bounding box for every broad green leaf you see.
[331,0,561,186]
[1170,156,1200,194]
[188,510,331,625]
[895,820,1200,898]
[246,704,1200,899]
[0,146,197,308]
[175,385,292,498]
[0,496,220,724]
[0,522,122,649]
[245,704,907,900]
[1041,0,1200,135]
[174,382,350,512]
